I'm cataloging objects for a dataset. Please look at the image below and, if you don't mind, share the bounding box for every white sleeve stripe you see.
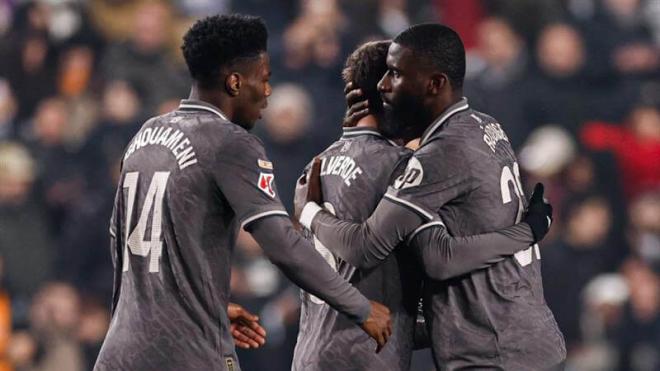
[406,221,445,244]
[383,193,434,221]
[241,210,289,230]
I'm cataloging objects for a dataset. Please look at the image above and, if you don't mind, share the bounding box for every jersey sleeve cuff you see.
[241,210,290,230]
[299,202,323,229]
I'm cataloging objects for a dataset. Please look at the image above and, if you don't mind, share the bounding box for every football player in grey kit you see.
[94,15,392,371]
[299,25,566,370]
[292,41,558,370]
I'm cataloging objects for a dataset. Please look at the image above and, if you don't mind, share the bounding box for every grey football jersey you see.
[386,98,566,370]
[292,127,421,371]
[95,100,370,371]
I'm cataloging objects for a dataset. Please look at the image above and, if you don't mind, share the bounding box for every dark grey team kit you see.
[94,100,373,371]
[292,127,421,371]
[305,99,566,370]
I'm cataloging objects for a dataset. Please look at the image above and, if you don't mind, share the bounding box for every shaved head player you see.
[300,24,566,370]
[94,14,391,371]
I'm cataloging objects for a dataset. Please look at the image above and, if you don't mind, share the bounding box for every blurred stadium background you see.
[0,0,658,370]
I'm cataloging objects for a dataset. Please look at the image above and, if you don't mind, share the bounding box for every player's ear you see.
[225,73,242,97]
[428,73,447,96]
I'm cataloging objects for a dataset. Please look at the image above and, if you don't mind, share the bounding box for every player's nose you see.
[377,73,390,93]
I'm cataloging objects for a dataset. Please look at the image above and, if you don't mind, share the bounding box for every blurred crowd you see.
[0,0,658,370]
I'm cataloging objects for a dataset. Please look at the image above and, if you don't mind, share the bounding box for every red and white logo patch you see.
[258,172,276,198]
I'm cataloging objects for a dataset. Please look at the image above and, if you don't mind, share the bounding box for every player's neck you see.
[355,115,378,130]
[188,85,234,120]
[428,90,464,126]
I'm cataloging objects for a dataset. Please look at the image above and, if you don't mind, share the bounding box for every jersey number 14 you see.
[122,171,170,273]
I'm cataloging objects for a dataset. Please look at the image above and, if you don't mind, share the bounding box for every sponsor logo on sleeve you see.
[258,172,276,198]
[394,156,423,190]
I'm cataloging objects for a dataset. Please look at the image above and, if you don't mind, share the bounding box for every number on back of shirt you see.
[122,171,170,273]
[500,162,540,266]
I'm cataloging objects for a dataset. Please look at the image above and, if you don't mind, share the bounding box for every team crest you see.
[258,172,276,198]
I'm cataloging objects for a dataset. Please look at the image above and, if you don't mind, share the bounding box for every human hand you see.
[305,157,323,205]
[228,303,266,349]
[522,183,553,243]
[342,82,370,127]
[359,300,392,353]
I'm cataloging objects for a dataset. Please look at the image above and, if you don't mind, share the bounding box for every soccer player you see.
[292,41,555,370]
[94,15,391,371]
[299,25,566,370]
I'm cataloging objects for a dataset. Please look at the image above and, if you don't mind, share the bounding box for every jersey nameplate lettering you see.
[124,126,198,170]
[319,155,363,187]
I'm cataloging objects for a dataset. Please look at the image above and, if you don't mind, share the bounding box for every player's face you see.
[378,43,428,141]
[234,52,272,130]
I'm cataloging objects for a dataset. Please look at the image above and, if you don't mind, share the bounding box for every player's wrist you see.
[300,202,322,229]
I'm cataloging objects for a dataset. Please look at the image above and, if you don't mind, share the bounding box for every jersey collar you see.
[341,127,398,146]
[178,99,229,121]
[419,97,470,146]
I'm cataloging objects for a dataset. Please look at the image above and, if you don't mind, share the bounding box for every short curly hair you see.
[342,40,391,116]
[394,24,465,90]
[181,14,267,89]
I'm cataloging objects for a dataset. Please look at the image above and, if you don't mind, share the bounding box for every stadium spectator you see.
[25,98,84,231]
[259,83,316,212]
[465,17,530,150]
[0,142,53,314]
[581,104,660,199]
[20,282,84,371]
[542,195,618,351]
[56,45,99,147]
[100,1,187,115]
[614,259,660,371]
[524,23,591,133]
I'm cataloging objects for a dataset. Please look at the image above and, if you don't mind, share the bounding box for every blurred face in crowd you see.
[132,2,170,52]
[58,46,93,97]
[477,18,522,69]
[604,0,640,19]
[0,143,35,205]
[378,43,427,141]
[629,106,660,140]
[622,260,660,321]
[567,197,612,248]
[232,53,272,130]
[22,36,47,72]
[262,84,311,144]
[30,283,81,335]
[537,24,585,77]
[103,80,139,123]
[34,98,69,145]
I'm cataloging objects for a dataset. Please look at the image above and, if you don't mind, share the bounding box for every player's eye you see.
[390,69,400,78]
